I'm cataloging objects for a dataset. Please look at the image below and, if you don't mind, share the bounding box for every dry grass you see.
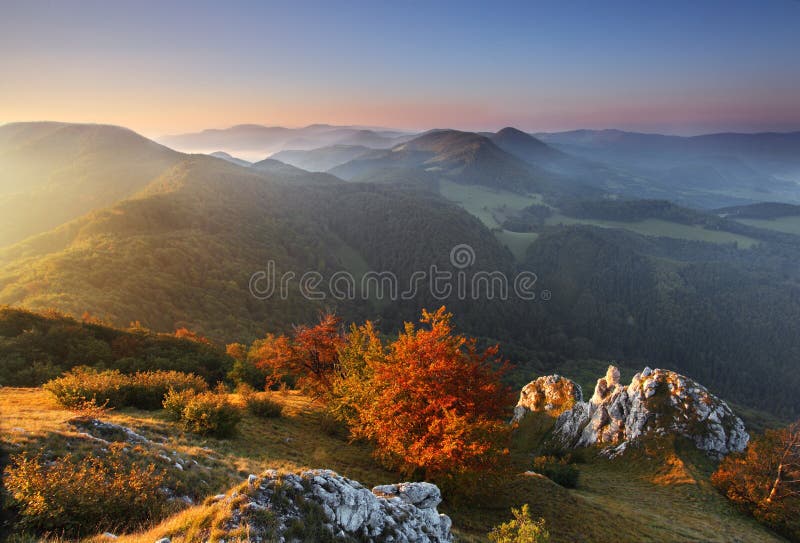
[0,388,789,543]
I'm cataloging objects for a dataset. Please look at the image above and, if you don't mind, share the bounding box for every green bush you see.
[163,387,198,420]
[44,367,207,410]
[246,393,283,418]
[3,448,168,537]
[165,390,243,438]
[44,367,127,408]
[532,455,579,488]
[126,370,208,409]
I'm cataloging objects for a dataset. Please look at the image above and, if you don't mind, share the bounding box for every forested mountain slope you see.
[0,122,183,247]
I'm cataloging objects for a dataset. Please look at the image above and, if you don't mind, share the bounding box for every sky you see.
[1,0,799,137]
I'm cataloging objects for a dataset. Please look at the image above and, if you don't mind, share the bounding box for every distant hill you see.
[4,122,800,420]
[717,201,800,219]
[159,123,413,158]
[490,127,566,166]
[270,144,373,172]
[209,151,252,167]
[0,122,182,248]
[537,129,800,206]
[0,142,520,343]
[249,158,343,184]
[331,129,558,193]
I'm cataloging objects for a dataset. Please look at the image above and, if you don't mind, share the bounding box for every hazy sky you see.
[1,0,799,136]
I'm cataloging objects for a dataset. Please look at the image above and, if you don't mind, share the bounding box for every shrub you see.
[169,391,243,438]
[488,504,550,543]
[246,393,283,418]
[163,387,198,421]
[44,367,207,410]
[532,455,579,488]
[126,370,207,409]
[3,448,168,537]
[712,421,800,540]
[44,367,128,409]
[348,308,512,482]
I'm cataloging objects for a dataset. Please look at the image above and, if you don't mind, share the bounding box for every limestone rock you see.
[542,365,749,457]
[512,374,583,422]
[202,469,452,542]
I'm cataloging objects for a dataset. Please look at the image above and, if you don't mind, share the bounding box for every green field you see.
[438,180,761,254]
[545,214,760,248]
[736,216,800,236]
[439,180,543,229]
[439,180,543,259]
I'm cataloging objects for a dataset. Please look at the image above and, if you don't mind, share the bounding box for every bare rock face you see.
[523,365,749,458]
[512,374,583,422]
[209,469,453,542]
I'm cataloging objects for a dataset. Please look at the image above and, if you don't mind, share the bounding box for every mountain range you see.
[2,121,800,420]
[158,123,413,161]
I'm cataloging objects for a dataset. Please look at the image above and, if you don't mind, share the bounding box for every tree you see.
[327,321,384,427]
[712,421,800,539]
[174,327,211,345]
[765,421,800,504]
[289,313,344,396]
[247,333,293,388]
[350,307,512,481]
[246,313,344,394]
[226,342,269,390]
[488,504,550,543]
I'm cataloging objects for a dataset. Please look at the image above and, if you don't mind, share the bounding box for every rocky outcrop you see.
[520,365,749,458]
[512,374,583,422]
[202,469,452,542]
[68,417,150,445]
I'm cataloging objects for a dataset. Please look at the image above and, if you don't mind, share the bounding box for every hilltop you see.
[331,129,559,193]
[270,144,373,172]
[0,122,182,247]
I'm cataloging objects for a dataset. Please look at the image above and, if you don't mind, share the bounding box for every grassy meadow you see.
[0,387,787,543]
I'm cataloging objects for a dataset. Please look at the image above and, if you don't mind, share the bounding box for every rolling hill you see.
[249,157,343,184]
[0,135,523,344]
[490,127,566,167]
[159,123,413,160]
[269,144,373,172]
[330,129,560,193]
[0,122,183,248]
[537,129,800,207]
[209,151,252,167]
[4,122,800,421]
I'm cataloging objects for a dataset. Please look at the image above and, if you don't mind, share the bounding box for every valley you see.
[1,121,800,542]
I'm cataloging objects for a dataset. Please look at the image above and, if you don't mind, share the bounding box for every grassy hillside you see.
[0,388,785,543]
[0,154,525,344]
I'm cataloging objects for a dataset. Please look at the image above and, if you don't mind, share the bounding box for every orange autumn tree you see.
[712,420,800,539]
[174,327,211,345]
[350,307,512,481]
[247,333,293,387]
[289,313,344,395]
[245,313,344,394]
